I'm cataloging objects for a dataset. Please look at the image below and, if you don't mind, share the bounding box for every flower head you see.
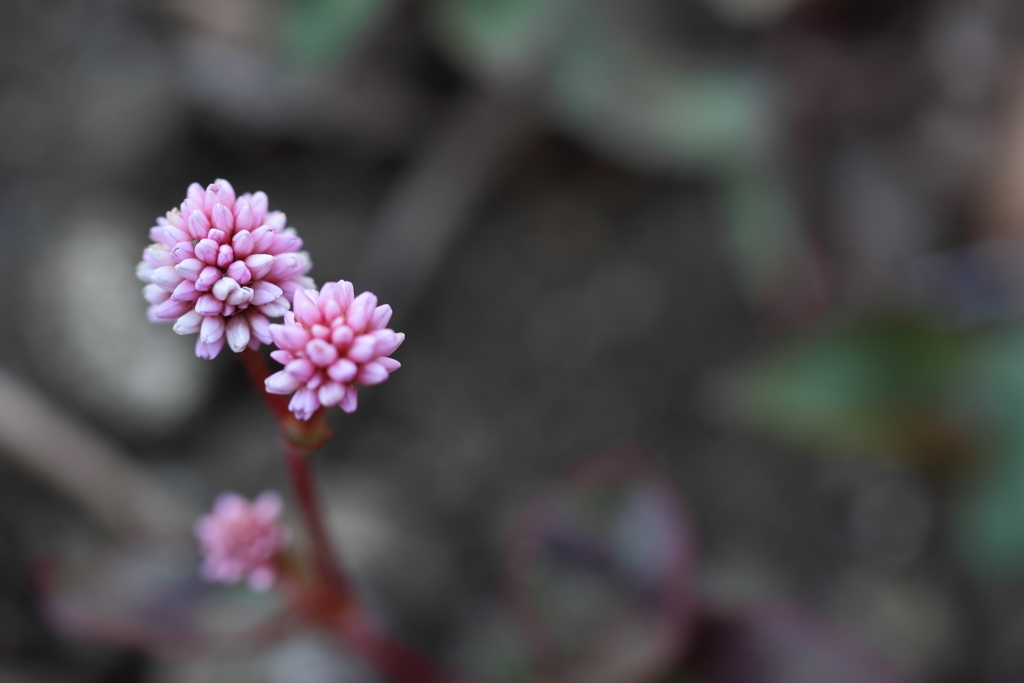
[194,491,289,591]
[138,179,314,359]
[264,281,404,420]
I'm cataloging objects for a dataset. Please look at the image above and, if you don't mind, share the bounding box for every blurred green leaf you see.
[432,0,776,173]
[741,314,973,465]
[432,0,581,81]
[957,329,1024,574]
[548,22,775,174]
[279,0,394,69]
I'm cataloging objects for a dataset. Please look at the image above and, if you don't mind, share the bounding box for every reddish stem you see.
[283,441,350,596]
[240,348,475,683]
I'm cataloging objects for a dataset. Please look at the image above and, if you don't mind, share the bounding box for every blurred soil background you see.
[3,0,1024,682]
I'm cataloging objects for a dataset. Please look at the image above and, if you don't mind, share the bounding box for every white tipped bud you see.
[225,316,251,352]
[200,315,225,344]
[174,309,203,335]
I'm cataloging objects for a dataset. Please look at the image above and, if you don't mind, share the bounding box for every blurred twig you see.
[0,369,194,538]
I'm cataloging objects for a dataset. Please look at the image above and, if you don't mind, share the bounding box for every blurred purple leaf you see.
[42,542,287,655]
[685,604,912,683]
[507,449,699,683]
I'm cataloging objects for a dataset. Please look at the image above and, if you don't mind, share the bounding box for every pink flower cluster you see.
[194,491,290,591]
[265,281,404,420]
[137,180,314,359]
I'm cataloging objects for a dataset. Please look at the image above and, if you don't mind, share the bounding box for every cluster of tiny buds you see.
[138,179,313,359]
[145,181,406,590]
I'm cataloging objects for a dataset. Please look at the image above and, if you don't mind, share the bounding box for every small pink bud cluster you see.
[194,491,289,591]
[138,180,314,359]
[265,281,404,420]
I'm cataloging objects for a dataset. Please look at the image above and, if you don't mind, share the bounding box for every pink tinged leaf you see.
[226,260,252,285]
[347,335,377,363]
[144,245,175,268]
[265,370,302,394]
[212,277,240,302]
[244,253,274,279]
[171,241,195,263]
[288,387,319,421]
[305,338,338,367]
[378,357,401,372]
[188,210,210,240]
[268,254,304,280]
[507,450,700,683]
[136,261,155,283]
[151,266,184,291]
[270,349,293,365]
[258,298,290,318]
[196,266,222,292]
[340,387,358,413]
[266,211,286,231]
[346,292,378,333]
[232,230,255,259]
[143,283,170,304]
[246,310,272,344]
[196,294,224,316]
[187,182,205,206]
[330,324,354,349]
[174,309,203,335]
[208,228,228,245]
[285,359,316,383]
[196,335,225,359]
[372,330,404,357]
[318,381,345,407]
[214,179,236,208]
[153,298,191,320]
[211,203,234,234]
[370,304,393,331]
[195,238,219,264]
[268,233,302,255]
[357,361,389,386]
[249,191,268,226]
[269,323,310,351]
[171,279,198,302]
[226,286,254,307]
[234,200,254,232]
[293,289,323,326]
[225,316,251,353]
[327,358,358,383]
[686,606,911,683]
[200,315,225,344]
[175,258,204,281]
[251,281,283,306]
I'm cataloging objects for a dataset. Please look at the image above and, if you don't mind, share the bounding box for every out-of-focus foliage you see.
[279,0,393,69]
[739,313,1024,575]
[432,0,776,173]
[741,314,973,466]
